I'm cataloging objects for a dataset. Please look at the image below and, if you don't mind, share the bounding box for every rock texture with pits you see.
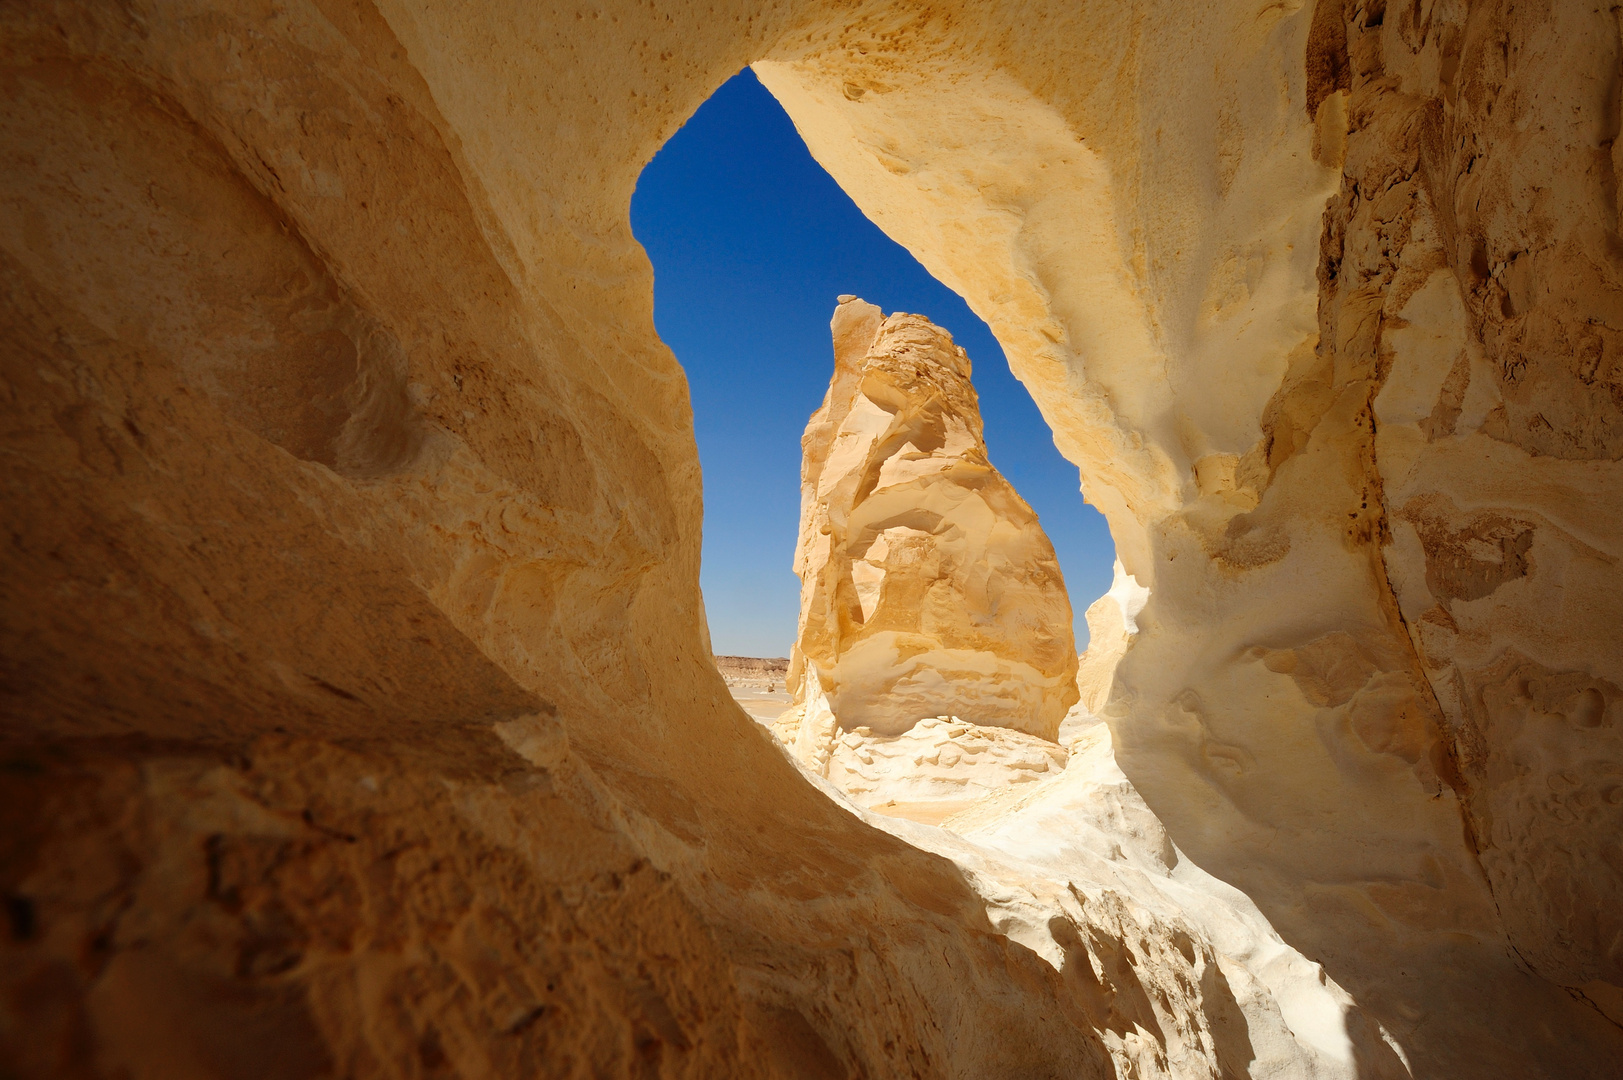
[2,0,1620,1077]
[782,298,1079,745]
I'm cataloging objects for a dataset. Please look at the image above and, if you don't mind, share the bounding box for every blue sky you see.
[632,69,1116,658]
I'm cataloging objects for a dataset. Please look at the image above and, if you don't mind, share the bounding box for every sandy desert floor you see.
[727,686,793,724]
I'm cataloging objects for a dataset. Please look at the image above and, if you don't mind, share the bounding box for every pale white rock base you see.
[762,714,1409,1080]
[827,716,1069,824]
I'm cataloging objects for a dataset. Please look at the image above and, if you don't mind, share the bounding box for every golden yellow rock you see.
[785,298,1079,745]
[1073,559,1150,719]
[827,716,1069,825]
[3,0,1621,1077]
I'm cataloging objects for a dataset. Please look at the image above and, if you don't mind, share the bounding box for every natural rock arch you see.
[1,1,1620,1077]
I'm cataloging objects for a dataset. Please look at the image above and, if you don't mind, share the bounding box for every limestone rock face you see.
[4,0,1622,1077]
[826,716,1069,824]
[1074,560,1150,718]
[754,1,1623,1071]
[785,298,1079,743]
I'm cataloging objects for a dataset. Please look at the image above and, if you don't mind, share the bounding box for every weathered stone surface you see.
[2,0,1620,1076]
[712,655,789,691]
[754,1,1623,1071]
[0,5,1114,1077]
[783,298,1079,745]
[771,299,1081,824]
[797,714,1070,824]
[1075,560,1151,718]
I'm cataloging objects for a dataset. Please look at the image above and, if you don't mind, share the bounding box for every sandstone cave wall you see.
[756,0,1623,1070]
[1,0,1620,1077]
[786,299,1079,741]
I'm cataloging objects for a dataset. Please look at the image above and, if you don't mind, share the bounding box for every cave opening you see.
[631,68,1119,762]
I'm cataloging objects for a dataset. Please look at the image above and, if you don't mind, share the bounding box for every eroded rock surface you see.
[1075,560,1151,718]
[2,0,1621,1077]
[757,0,1623,1071]
[782,298,1079,746]
[713,655,789,691]
[774,713,1067,823]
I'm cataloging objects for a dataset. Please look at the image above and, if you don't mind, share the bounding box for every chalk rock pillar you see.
[1073,559,1150,719]
[784,297,1079,752]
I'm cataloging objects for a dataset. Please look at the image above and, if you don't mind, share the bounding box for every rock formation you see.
[2,1,1621,1078]
[824,716,1070,824]
[756,1,1623,1068]
[1075,560,1151,719]
[712,655,789,691]
[783,297,1079,742]
[770,297,1080,819]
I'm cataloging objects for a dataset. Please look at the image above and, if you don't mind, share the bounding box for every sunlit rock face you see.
[1075,559,1150,718]
[771,703,1073,823]
[784,298,1080,743]
[756,0,1623,1070]
[773,298,1080,822]
[3,0,1621,1077]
